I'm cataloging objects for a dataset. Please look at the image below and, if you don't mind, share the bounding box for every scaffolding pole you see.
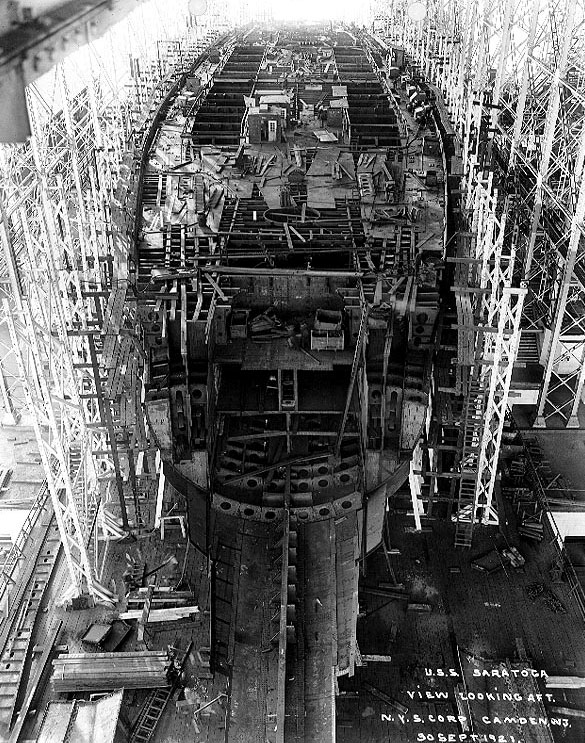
[0,0,217,599]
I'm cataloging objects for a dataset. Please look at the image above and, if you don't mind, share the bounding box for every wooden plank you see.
[361,654,393,663]
[283,223,294,252]
[260,154,276,176]
[138,585,155,643]
[550,706,585,718]
[289,225,306,243]
[119,606,200,622]
[546,676,585,689]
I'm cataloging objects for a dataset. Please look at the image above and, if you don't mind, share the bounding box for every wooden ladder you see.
[129,642,193,743]
[129,687,173,743]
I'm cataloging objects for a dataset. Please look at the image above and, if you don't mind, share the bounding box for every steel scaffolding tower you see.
[375,0,579,541]
[420,0,585,429]
[0,0,220,600]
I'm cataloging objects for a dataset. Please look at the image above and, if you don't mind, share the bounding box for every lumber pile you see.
[51,651,171,693]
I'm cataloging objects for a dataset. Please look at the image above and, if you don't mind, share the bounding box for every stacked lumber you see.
[126,587,194,610]
[51,651,171,693]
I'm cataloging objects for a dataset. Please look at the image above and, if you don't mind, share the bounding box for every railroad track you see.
[0,496,60,736]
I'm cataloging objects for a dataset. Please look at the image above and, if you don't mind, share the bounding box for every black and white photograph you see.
[0,0,584,741]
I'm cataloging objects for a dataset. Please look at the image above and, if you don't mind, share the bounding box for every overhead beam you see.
[0,0,155,142]
[150,266,363,282]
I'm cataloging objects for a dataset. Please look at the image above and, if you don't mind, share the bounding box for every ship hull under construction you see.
[0,15,584,743]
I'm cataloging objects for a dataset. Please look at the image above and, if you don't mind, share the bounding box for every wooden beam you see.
[137,585,155,643]
[283,223,294,252]
[289,224,306,242]
[361,654,393,663]
[120,606,200,622]
[204,272,228,301]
